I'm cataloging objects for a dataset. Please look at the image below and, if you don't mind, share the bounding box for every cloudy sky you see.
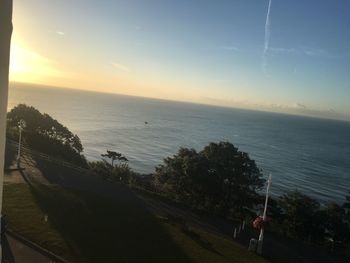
[9,0,350,120]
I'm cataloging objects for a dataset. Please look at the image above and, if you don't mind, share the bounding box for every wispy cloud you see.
[262,0,272,73]
[301,47,338,58]
[219,46,240,52]
[56,31,65,36]
[251,101,343,119]
[198,95,345,120]
[269,46,343,59]
[267,102,341,118]
[293,102,307,110]
[204,45,240,52]
[111,62,131,72]
[269,47,296,54]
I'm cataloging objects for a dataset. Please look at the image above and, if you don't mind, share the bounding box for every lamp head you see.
[18,119,26,129]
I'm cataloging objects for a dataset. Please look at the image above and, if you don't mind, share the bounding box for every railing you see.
[6,139,96,176]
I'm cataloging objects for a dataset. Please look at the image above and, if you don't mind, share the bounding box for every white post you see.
[0,0,13,261]
[242,220,246,231]
[257,174,272,255]
[233,228,237,239]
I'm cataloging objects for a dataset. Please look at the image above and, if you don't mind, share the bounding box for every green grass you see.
[3,183,268,263]
[163,223,268,263]
[3,183,72,259]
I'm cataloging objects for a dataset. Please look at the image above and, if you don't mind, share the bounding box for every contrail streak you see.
[262,0,272,73]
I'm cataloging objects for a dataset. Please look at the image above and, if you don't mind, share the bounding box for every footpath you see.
[2,233,54,263]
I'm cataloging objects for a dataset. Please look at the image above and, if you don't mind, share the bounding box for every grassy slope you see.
[3,183,267,263]
[3,183,72,258]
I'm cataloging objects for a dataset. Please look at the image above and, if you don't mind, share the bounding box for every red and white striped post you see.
[0,0,13,261]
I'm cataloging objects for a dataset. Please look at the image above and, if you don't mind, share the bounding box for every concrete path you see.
[3,234,53,263]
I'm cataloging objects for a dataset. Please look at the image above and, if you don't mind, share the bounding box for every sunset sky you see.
[9,0,350,120]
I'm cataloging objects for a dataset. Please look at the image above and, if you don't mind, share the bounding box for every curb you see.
[6,229,71,263]
[4,168,25,172]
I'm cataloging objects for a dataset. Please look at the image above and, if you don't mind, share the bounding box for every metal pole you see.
[16,120,26,168]
[257,174,272,255]
[0,0,13,261]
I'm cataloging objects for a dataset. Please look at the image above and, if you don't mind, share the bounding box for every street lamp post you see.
[257,174,272,255]
[16,120,26,168]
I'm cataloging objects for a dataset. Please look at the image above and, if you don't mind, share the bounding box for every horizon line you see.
[9,81,350,124]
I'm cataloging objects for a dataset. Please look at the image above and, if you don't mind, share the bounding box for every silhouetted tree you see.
[342,191,350,241]
[101,150,128,167]
[278,191,321,241]
[343,191,350,211]
[7,104,87,166]
[322,203,349,244]
[154,142,265,217]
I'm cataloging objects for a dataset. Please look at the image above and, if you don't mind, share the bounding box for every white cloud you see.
[56,31,65,36]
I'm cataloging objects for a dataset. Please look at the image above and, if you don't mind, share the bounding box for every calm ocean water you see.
[7,84,350,203]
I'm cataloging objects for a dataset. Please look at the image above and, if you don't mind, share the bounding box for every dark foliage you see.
[322,203,349,244]
[275,190,350,250]
[154,142,265,218]
[7,104,87,167]
[278,191,321,241]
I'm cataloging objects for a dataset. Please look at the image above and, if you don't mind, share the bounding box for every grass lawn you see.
[3,183,268,263]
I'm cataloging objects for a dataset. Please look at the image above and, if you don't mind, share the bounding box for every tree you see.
[322,203,349,244]
[7,104,87,166]
[154,141,265,217]
[90,150,131,182]
[343,191,350,211]
[342,191,350,240]
[101,150,128,167]
[278,191,321,241]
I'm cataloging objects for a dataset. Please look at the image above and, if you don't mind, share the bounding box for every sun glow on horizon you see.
[9,38,64,84]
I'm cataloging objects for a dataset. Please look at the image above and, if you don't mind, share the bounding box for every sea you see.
[7,83,350,204]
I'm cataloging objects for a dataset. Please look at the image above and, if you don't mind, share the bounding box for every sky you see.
[9,0,350,120]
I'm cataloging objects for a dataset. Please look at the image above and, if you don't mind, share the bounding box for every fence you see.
[6,138,97,176]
